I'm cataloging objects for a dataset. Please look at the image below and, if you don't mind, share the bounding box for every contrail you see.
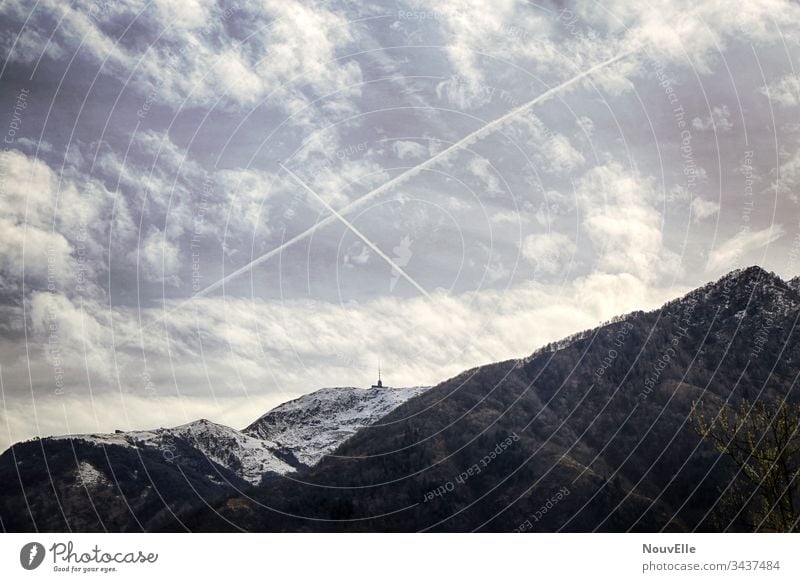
[158,49,634,321]
[279,163,431,298]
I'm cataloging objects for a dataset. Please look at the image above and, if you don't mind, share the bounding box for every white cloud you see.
[0,138,295,297]
[215,167,280,235]
[520,232,576,274]
[761,74,800,107]
[576,163,680,282]
[425,0,520,87]
[691,197,721,222]
[0,150,112,293]
[576,116,595,136]
[506,112,585,175]
[587,0,799,72]
[343,242,371,267]
[137,227,182,285]
[1,0,363,113]
[546,134,586,172]
[467,156,504,196]
[706,225,785,273]
[771,146,800,203]
[691,104,733,131]
[528,0,800,103]
[393,140,428,161]
[28,291,112,380]
[435,75,496,110]
[491,209,524,225]
[534,190,575,226]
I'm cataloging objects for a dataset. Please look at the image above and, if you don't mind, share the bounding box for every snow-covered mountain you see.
[50,418,294,485]
[46,385,428,485]
[0,384,430,531]
[244,385,430,467]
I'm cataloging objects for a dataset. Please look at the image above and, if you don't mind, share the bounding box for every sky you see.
[1,0,799,450]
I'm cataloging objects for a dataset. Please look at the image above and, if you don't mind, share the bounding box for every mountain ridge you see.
[175,265,800,532]
[3,266,798,532]
[0,384,428,531]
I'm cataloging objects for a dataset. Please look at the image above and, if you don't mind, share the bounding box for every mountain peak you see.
[244,384,429,466]
[677,265,793,313]
[523,266,797,363]
[716,264,780,285]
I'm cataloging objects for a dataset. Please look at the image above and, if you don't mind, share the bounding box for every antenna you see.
[372,361,383,389]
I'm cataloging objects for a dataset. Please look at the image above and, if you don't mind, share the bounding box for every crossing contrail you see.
[158,49,635,321]
[279,163,431,298]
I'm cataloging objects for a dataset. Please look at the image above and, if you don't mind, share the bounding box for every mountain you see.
[45,418,297,485]
[244,385,429,466]
[177,266,800,532]
[5,266,799,532]
[0,385,427,532]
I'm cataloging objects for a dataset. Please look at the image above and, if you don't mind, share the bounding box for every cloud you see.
[343,242,371,267]
[761,74,800,107]
[520,232,576,275]
[467,156,504,196]
[576,116,595,136]
[526,0,800,103]
[27,291,112,380]
[435,75,497,110]
[533,190,575,227]
[706,225,785,273]
[545,134,586,173]
[1,0,363,113]
[393,140,428,161]
[214,167,281,236]
[491,210,524,225]
[505,112,585,175]
[691,105,733,131]
[771,145,800,203]
[0,150,113,295]
[691,197,720,222]
[0,135,341,302]
[404,0,612,101]
[575,162,680,282]
[424,0,522,87]
[136,227,182,285]
[585,0,800,71]
[0,136,264,298]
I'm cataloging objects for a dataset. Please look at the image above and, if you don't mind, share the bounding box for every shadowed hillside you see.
[178,266,800,532]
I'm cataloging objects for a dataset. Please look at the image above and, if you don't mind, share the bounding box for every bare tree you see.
[693,397,800,532]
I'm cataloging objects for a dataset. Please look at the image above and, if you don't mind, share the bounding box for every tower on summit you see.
[371,364,383,389]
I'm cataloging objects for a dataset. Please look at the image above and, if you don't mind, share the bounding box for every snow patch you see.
[75,461,107,487]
